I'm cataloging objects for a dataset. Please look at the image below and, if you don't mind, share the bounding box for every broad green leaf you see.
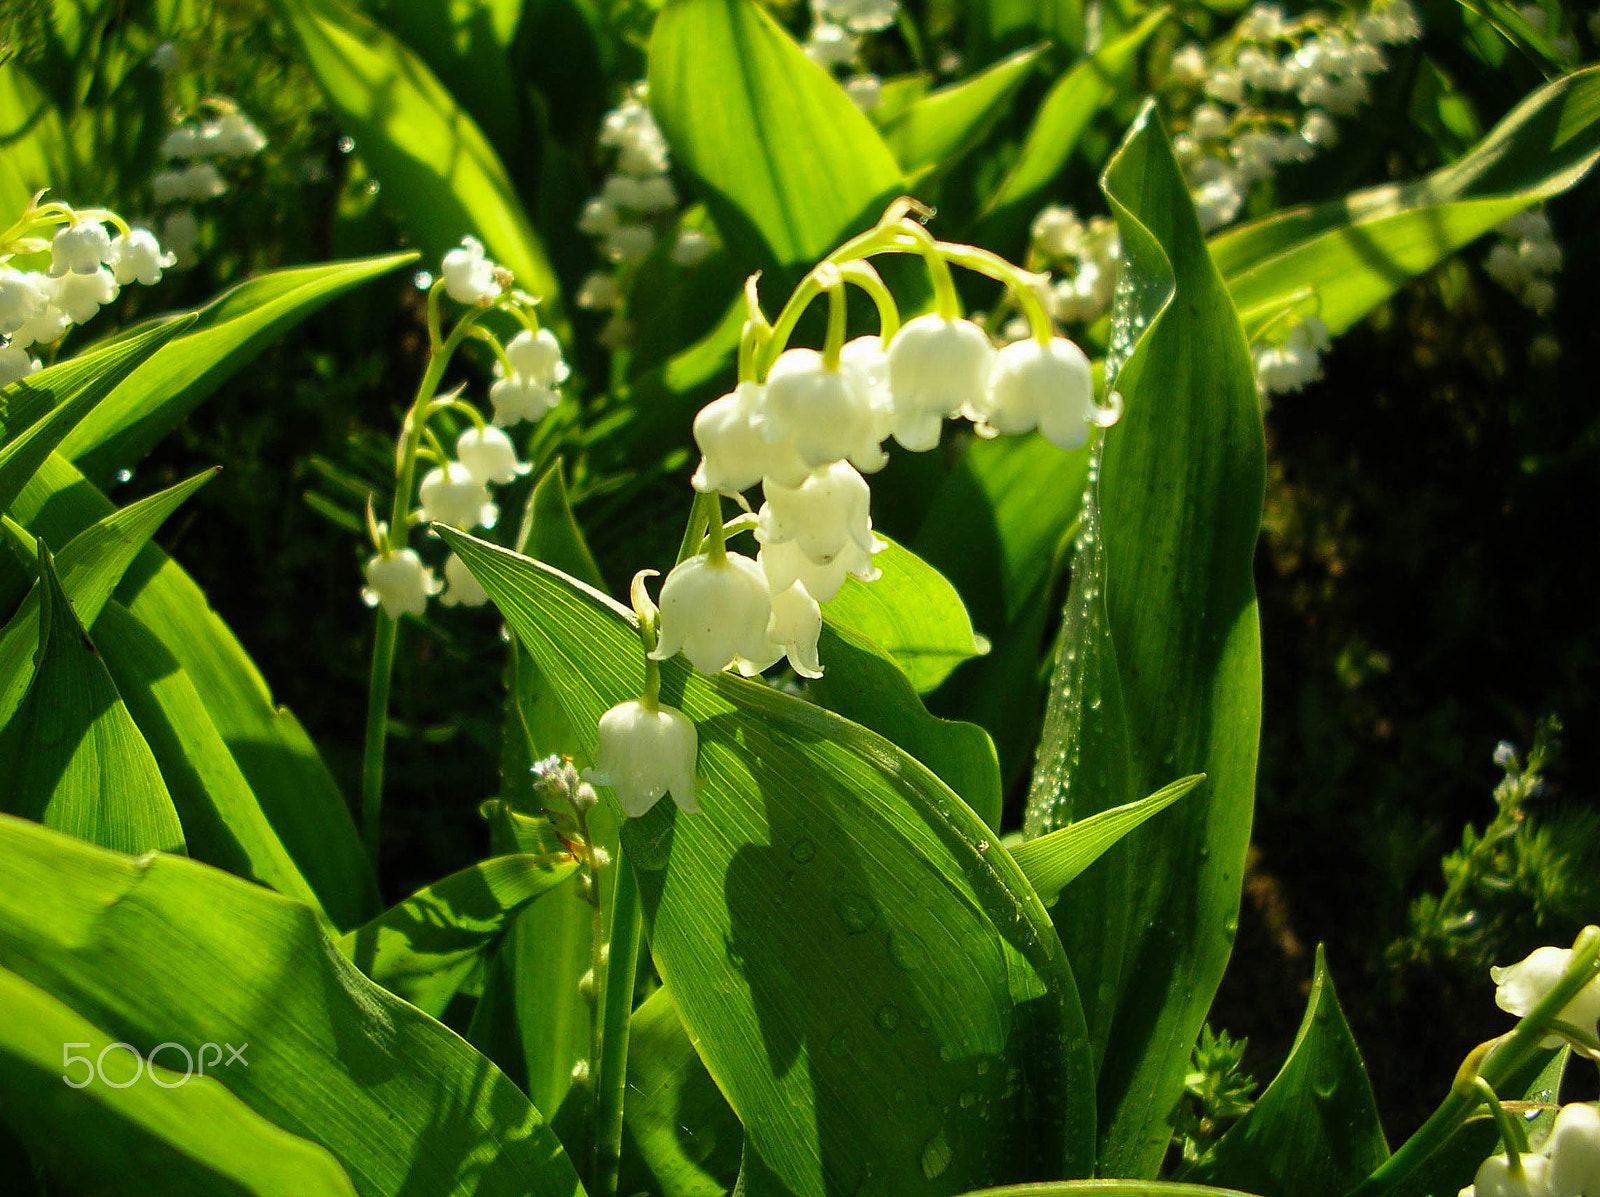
[271,0,559,310]
[0,66,71,214]
[648,0,904,273]
[0,963,358,1196]
[338,853,580,1017]
[825,537,987,694]
[0,317,194,508]
[0,814,586,1197]
[0,545,185,856]
[62,253,416,483]
[1214,65,1600,334]
[880,46,1046,183]
[7,452,377,930]
[1187,947,1388,1195]
[621,985,744,1197]
[1024,104,1264,1176]
[378,0,522,153]
[442,529,1097,1196]
[981,10,1170,227]
[1011,774,1204,906]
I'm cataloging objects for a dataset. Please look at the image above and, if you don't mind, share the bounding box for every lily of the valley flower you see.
[362,548,442,618]
[758,536,880,604]
[742,582,824,679]
[50,221,113,276]
[974,336,1096,450]
[419,462,498,530]
[585,699,699,817]
[0,344,42,387]
[438,552,489,608]
[691,381,810,494]
[109,228,177,286]
[441,236,502,305]
[456,425,529,486]
[52,269,119,325]
[1490,946,1600,1048]
[756,460,879,565]
[1465,1153,1551,1197]
[885,314,996,451]
[758,346,887,471]
[0,268,49,333]
[1548,1103,1600,1197]
[649,551,774,675]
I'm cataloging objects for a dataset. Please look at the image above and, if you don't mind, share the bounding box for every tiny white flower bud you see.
[109,228,177,286]
[650,552,774,675]
[51,268,119,325]
[149,41,180,73]
[419,462,498,529]
[577,197,619,236]
[845,74,883,111]
[671,228,713,267]
[973,336,1095,450]
[576,271,622,310]
[362,548,443,618]
[604,223,656,263]
[161,124,203,160]
[1169,43,1207,86]
[161,209,200,265]
[758,537,880,604]
[601,175,647,211]
[584,699,700,816]
[635,174,678,213]
[759,347,886,470]
[505,328,570,386]
[1548,1103,1600,1197]
[1191,103,1229,141]
[441,235,502,305]
[210,111,268,157]
[9,296,70,350]
[0,344,42,387]
[756,460,878,565]
[456,425,529,485]
[805,21,859,67]
[579,968,598,1001]
[1490,946,1600,1048]
[438,552,490,607]
[691,381,811,494]
[885,314,997,451]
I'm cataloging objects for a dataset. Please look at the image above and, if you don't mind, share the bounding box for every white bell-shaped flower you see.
[766,582,824,678]
[578,197,619,236]
[52,268,119,325]
[456,425,529,485]
[441,236,501,305]
[9,294,70,350]
[109,228,177,286]
[1491,946,1600,1048]
[0,344,42,388]
[489,374,560,426]
[758,537,880,604]
[636,175,678,213]
[1548,1103,1600,1197]
[419,462,498,529]
[362,548,442,618]
[438,552,489,608]
[505,328,570,387]
[1466,1153,1551,1197]
[671,228,712,267]
[649,551,774,675]
[49,221,113,276]
[758,346,885,471]
[757,460,878,565]
[0,268,50,334]
[604,223,656,263]
[840,334,895,470]
[885,314,996,451]
[690,382,810,494]
[974,335,1095,450]
[584,699,699,817]
[150,163,227,205]
[211,112,268,157]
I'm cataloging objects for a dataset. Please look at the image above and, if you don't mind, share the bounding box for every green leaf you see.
[338,853,580,1017]
[824,536,987,694]
[621,986,744,1197]
[0,317,194,509]
[441,529,1098,1195]
[956,1184,1260,1196]
[378,0,522,153]
[1187,947,1388,1195]
[0,814,587,1197]
[1214,65,1600,335]
[0,963,359,1196]
[981,9,1170,228]
[7,452,377,930]
[647,0,904,272]
[1011,775,1205,906]
[1024,103,1264,1177]
[966,0,1084,63]
[0,544,185,856]
[271,0,559,311]
[880,45,1046,184]
[62,254,416,483]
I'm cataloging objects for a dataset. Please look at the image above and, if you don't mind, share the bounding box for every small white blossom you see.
[604,222,656,263]
[49,221,113,276]
[815,0,899,33]
[1169,43,1208,86]
[109,228,177,286]
[419,462,498,529]
[805,21,860,66]
[438,552,490,607]
[636,175,678,213]
[0,268,50,334]
[506,328,570,387]
[149,41,180,73]
[741,582,825,679]
[974,336,1096,449]
[1548,1103,1600,1197]
[578,198,619,236]
[9,293,70,350]
[577,271,622,310]
[756,460,879,565]
[52,268,119,325]
[845,74,883,111]
[362,548,442,618]
[210,112,268,157]
[0,344,42,387]
[1463,1153,1550,1197]
[456,425,529,485]
[151,162,228,204]
[671,228,713,267]
[441,236,502,305]
[161,124,205,160]
[161,209,201,265]
[884,314,996,452]
[1191,103,1230,141]
[759,537,880,603]
[1300,109,1339,148]
[691,381,811,494]
[1491,946,1600,1047]
[759,346,888,471]
[649,551,774,675]
[1253,317,1331,397]
[585,699,699,817]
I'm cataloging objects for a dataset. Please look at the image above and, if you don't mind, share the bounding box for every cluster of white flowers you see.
[1168,0,1422,231]
[574,85,712,351]
[997,206,1122,339]
[0,203,176,386]
[1252,315,1332,398]
[362,238,567,619]
[149,100,268,267]
[802,0,898,112]
[1456,943,1600,1197]
[1483,208,1562,315]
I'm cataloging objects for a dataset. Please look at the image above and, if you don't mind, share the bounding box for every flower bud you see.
[505,328,569,387]
[604,223,656,263]
[211,112,268,157]
[759,347,885,470]
[419,462,498,529]
[1490,946,1600,1048]
[671,229,712,267]
[885,314,996,451]
[973,335,1095,450]
[49,221,113,276]
[766,581,825,678]
[1465,1153,1550,1197]
[650,552,774,675]
[691,382,810,494]
[584,699,700,816]
[109,228,177,286]
[441,236,501,305]
[51,268,119,325]
[1548,1103,1600,1197]
[362,548,443,618]
[438,552,489,607]
[757,460,878,565]
[758,537,880,604]
[456,425,529,485]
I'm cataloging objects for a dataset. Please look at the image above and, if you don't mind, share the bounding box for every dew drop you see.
[336,135,355,153]
[413,270,434,290]
[875,1004,901,1033]
[114,467,133,483]
[832,891,877,934]
[364,178,381,195]
[790,839,815,863]
[920,1131,952,1180]
[888,930,925,971]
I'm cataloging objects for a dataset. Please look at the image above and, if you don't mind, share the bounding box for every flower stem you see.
[360,613,398,867]
[592,849,643,1197]
[822,274,847,370]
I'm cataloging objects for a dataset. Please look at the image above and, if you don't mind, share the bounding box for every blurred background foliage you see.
[2,0,1595,1143]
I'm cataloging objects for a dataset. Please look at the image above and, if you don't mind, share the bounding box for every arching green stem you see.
[839,260,901,341]
[821,267,847,370]
[1473,1077,1530,1169]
